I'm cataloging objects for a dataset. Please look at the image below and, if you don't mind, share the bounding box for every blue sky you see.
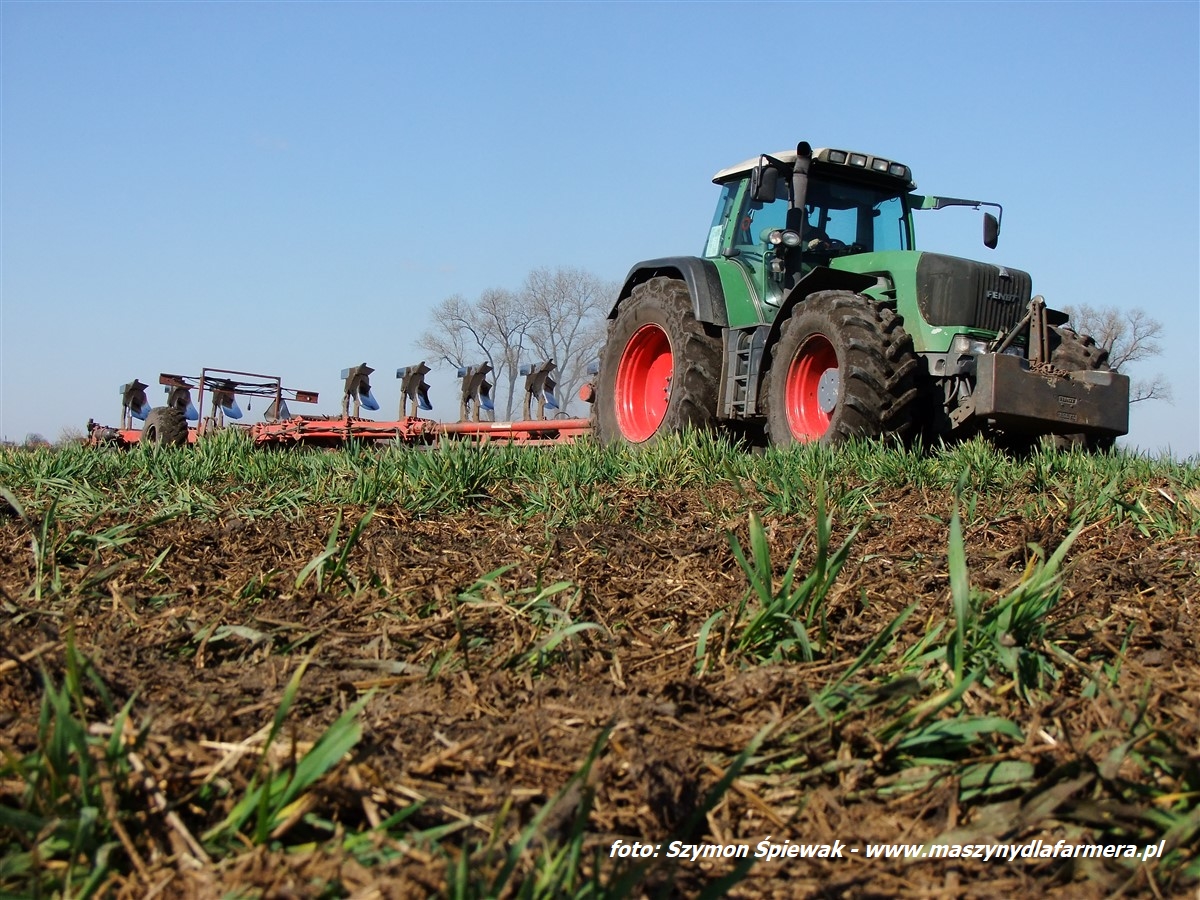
[2,1,1197,455]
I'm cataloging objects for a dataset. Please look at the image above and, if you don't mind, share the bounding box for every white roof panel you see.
[712,148,829,183]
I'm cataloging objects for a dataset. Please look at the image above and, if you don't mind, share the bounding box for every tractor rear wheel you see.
[595,277,721,445]
[142,406,188,447]
[764,291,919,446]
[1048,326,1116,452]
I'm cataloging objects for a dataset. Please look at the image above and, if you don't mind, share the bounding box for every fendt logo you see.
[985,289,1021,303]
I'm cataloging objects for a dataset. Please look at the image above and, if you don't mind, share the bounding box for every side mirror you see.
[750,165,778,203]
[983,212,1000,249]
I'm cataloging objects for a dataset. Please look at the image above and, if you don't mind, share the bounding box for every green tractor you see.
[592,142,1129,450]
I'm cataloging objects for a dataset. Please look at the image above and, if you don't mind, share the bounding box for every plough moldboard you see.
[87,361,593,448]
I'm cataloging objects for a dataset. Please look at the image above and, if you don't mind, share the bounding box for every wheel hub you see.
[817,368,839,414]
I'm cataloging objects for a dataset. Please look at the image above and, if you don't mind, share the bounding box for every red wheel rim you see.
[784,334,838,441]
[614,324,672,442]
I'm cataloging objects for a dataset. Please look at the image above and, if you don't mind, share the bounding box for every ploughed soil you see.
[1,484,1197,898]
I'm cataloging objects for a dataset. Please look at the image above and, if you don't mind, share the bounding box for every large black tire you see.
[594,277,721,445]
[1048,326,1116,452]
[142,406,188,447]
[764,291,920,447]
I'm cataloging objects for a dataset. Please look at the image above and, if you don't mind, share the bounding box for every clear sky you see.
[2,1,1197,456]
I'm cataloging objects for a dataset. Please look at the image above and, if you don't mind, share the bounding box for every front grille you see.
[915,253,1031,335]
[974,266,1031,332]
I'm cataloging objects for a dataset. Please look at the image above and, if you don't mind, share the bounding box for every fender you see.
[611,257,729,328]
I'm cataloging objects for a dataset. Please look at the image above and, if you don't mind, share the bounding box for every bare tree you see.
[1062,304,1172,403]
[57,425,86,446]
[416,294,484,369]
[475,288,534,418]
[418,267,613,419]
[520,267,613,415]
[417,289,532,419]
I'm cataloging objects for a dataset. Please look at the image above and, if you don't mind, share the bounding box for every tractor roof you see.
[713,147,914,189]
[712,148,820,183]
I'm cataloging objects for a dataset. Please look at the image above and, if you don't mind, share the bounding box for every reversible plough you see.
[87,361,591,448]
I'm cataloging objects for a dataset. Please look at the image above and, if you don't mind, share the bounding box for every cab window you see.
[805,179,910,253]
[703,182,739,258]
[731,185,790,255]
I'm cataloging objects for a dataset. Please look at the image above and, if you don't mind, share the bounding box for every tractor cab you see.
[703,147,918,318]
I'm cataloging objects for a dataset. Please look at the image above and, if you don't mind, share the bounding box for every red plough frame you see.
[250,416,592,447]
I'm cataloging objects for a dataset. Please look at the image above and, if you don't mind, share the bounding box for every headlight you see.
[871,157,889,172]
[849,153,867,167]
[951,334,988,357]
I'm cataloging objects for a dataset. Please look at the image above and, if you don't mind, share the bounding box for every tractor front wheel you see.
[764,291,919,446]
[142,406,188,447]
[595,277,721,445]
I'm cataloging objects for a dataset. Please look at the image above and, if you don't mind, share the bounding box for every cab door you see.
[727,183,790,319]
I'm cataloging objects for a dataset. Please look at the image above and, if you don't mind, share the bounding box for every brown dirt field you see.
[1,486,1197,898]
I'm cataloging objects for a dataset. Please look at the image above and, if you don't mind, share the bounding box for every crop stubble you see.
[1,474,1197,898]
